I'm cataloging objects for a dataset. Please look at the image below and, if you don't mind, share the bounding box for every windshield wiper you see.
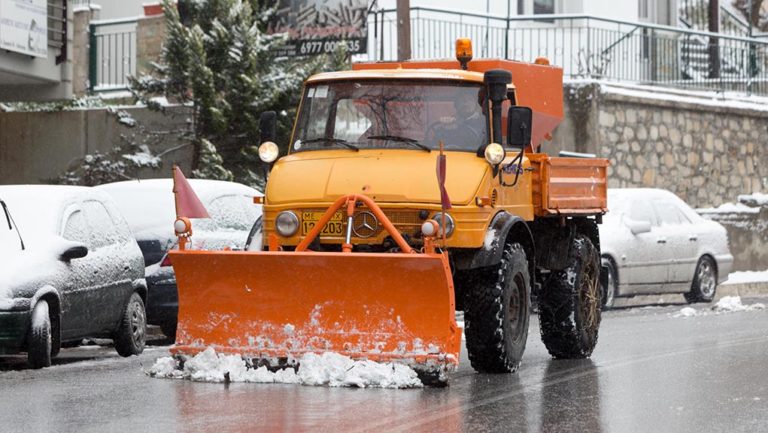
[366,135,431,152]
[301,137,359,151]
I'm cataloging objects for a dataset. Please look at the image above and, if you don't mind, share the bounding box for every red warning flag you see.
[172,165,210,219]
[436,141,452,210]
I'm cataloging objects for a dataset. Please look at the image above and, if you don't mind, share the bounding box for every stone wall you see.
[553,82,768,208]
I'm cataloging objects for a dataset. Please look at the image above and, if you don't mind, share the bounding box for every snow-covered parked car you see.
[97,179,262,340]
[0,186,147,368]
[599,188,734,309]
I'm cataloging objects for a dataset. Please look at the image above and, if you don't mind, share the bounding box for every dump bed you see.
[528,153,608,217]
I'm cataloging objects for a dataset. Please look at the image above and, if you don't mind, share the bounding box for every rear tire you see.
[465,243,531,373]
[601,258,616,310]
[684,256,717,303]
[539,234,601,359]
[114,293,146,357]
[28,300,52,369]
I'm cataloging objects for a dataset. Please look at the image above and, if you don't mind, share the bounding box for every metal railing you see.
[364,8,768,95]
[89,18,138,92]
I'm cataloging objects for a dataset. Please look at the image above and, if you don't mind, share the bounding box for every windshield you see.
[292,80,488,153]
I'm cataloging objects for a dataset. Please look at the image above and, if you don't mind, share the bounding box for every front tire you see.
[28,300,52,369]
[465,243,531,373]
[539,234,601,359]
[684,256,717,303]
[114,293,146,357]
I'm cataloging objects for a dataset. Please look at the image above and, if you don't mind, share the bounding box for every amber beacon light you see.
[456,38,473,70]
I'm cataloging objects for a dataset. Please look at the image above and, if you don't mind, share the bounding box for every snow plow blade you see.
[168,195,461,383]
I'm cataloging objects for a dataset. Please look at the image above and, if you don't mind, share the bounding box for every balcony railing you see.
[89,18,137,92]
[364,8,768,95]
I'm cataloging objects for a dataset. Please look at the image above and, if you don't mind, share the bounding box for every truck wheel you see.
[601,257,616,310]
[114,293,146,357]
[539,234,601,359]
[28,300,52,369]
[684,256,717,303]
[465,242,530,373]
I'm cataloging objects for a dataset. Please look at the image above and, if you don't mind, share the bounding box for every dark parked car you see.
[0,186,147,368]
[98,179,262,340]
[599,188,734,309]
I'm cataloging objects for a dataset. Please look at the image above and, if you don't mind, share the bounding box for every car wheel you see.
[684,256,717,303]
[28,300,52,369]
[601,258,617,310]
[465,242,531,373]
[539,234,601,359]
[114,293,146,357]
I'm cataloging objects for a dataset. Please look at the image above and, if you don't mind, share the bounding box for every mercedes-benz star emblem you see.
[352,211,379,238]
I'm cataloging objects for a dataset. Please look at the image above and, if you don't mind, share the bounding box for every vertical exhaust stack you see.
[484,69,512,144]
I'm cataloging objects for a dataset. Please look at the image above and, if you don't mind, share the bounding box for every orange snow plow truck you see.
[168,40,608,385]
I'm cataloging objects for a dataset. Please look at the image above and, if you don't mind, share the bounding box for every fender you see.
[452,211,536,277]
[30,285,61,353]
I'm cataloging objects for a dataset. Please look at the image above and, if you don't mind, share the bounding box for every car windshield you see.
[292,80,488,153]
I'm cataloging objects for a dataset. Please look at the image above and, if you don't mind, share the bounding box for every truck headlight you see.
[258,141,279,163]
[430,212,455,237]
[484,143,505,165]
[275,211,299,237]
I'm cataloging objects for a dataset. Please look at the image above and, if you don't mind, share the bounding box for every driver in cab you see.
[429,90,487,149]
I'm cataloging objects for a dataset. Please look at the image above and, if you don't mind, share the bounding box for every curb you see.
[612,282,768,309]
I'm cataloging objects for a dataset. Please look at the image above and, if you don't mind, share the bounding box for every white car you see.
[599,188,734,308]
[97,179,262,340]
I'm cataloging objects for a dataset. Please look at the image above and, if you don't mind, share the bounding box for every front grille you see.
[301,208,421,238]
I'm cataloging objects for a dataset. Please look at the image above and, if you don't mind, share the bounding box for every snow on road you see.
[672,296,765,318]
[146,348,423,389]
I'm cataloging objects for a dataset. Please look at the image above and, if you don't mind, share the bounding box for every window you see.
[629,202,657,226]
[62,208,90,245]
[294,81,488,153]
[534,0,554,14]
[655,202,690,226]
[81,201,120,248]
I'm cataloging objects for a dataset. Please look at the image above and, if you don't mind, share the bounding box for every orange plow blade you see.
[168,249,462,381]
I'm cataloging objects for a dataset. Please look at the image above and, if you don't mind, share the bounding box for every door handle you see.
[656,237,667,244]
[689,235,698,241]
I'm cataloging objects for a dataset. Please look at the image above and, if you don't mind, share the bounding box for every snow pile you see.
[674,307,698,318]
[697,202,760,215]
[147,348,423,388]
[723,269,768,285]
[737,192,768,207]
[712,296,765,313]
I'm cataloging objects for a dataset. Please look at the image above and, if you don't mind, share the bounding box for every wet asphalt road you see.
[2,300,767,433]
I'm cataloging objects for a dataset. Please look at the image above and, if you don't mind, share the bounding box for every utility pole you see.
[397,0,411,61]
[708,0,720,78]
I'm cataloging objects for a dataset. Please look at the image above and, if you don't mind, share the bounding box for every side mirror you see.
[626,219,652,235]
[259,111,277,143]
[507,106,532,147]
[60,244,88,261]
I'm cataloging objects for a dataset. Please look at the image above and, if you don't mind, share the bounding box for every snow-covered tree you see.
[131,0,349,189]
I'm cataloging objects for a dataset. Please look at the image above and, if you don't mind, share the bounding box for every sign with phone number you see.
[274,37,366,57]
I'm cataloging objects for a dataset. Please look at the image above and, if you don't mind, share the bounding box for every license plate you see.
[301,211,345,236]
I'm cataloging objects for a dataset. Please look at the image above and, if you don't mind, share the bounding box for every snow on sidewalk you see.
[672,296,765,318]
[146,347,423,389]
[723,269,768,285]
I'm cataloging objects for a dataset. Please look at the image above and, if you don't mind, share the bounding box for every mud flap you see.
[168,249,462,379]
